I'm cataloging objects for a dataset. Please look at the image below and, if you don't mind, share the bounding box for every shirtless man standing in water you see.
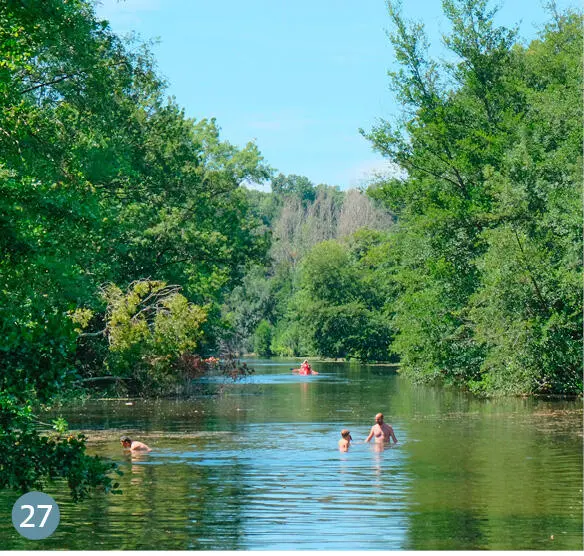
[365,413,398,445]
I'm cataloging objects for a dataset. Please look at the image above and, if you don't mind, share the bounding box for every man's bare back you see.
[120,436,151,452]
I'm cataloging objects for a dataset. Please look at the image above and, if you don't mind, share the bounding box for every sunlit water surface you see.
[0,359,582,550]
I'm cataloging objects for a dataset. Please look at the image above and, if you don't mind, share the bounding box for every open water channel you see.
[0,358,582,550]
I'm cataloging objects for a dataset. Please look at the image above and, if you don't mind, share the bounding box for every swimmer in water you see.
[120,436,151,452]
[365,413,397,445]
[338,429,352,451]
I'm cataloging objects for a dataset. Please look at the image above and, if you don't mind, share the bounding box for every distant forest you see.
[225,177,395,362]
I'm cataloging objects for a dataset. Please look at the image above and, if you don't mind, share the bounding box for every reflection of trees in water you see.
[0,481,113,550]
[405,508,485,550]
[401,404,488,550]
[106,459,248,550]
[186,463,248,550]
[116,459,161,549]
[401,385,583,550]
[0,457,249,550]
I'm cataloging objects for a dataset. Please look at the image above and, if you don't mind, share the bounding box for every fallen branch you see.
[73,376,132,384]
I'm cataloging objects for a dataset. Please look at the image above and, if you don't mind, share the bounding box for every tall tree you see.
[0,0,272,497]
[363,0,582,394]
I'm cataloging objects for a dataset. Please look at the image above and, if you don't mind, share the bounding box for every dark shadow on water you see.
[404,508,487,550]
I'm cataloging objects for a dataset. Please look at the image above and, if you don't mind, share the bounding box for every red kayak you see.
[292,368,318,375]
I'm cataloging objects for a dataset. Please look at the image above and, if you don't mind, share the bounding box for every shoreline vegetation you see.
[1,0,581,500]
[241,354,400,364]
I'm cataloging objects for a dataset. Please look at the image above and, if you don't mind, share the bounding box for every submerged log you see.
[74,376,132,384]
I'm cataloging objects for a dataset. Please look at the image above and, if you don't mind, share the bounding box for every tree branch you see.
[19,72,82,95]
[512,227,549,314]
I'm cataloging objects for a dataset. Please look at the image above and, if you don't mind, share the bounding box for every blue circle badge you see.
[11,491,60,540]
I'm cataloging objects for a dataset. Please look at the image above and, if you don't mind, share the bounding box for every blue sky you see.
[95,0,579,190]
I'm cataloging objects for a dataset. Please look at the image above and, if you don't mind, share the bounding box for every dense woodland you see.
[0,0,581,498]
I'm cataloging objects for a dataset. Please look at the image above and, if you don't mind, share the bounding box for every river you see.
[0,358,582,550]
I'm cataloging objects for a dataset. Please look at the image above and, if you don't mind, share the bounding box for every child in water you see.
[338,429,352,451]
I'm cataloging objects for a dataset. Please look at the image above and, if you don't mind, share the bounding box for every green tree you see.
[271,173,316,204]
[0,394,119,502]
[253,319,273,356]
[287,240,391,360]
[466,10,583,394]
[0,0,272,498]
[363,0,582,393]
[222,266,275,353]
[75,280,208,394]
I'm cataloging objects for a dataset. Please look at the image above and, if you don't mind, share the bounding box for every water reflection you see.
[0,359,580,550]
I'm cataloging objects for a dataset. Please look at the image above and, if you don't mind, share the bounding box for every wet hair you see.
[120,436,132,444]
[341,429,351,438]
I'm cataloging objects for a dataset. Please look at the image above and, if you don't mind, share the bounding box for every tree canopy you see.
[362,0,582,394]
[1,0,581,504]
[0,0,270,498]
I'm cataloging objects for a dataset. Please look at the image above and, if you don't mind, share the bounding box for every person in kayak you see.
[365,413,397,445]
[299,360,318,375]
[338,429,352,451]
[292,360,318,375]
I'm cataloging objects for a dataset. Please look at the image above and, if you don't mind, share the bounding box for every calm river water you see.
[0,358,582,550]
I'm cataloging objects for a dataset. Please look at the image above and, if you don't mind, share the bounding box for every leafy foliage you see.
[75,280,208,394]
[0,394,119,502]
[0,0,269,498]
[362,1,582,394]
[223,173,395,360]
[253,319,273,357]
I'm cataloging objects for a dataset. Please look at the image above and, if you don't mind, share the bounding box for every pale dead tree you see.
[337,189,394,237]
[271,196,306,267]
[308,187,340,243]
[271,186,392,267]
[271,188,343,266]
[303,186,342,246]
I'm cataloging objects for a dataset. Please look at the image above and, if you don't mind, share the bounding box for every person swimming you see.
[120,436,152,452]
[338,429,352,451]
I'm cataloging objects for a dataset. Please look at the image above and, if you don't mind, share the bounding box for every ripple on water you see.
[6,363,580,550]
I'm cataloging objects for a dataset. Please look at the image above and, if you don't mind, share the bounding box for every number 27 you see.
[20,505,52,528]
